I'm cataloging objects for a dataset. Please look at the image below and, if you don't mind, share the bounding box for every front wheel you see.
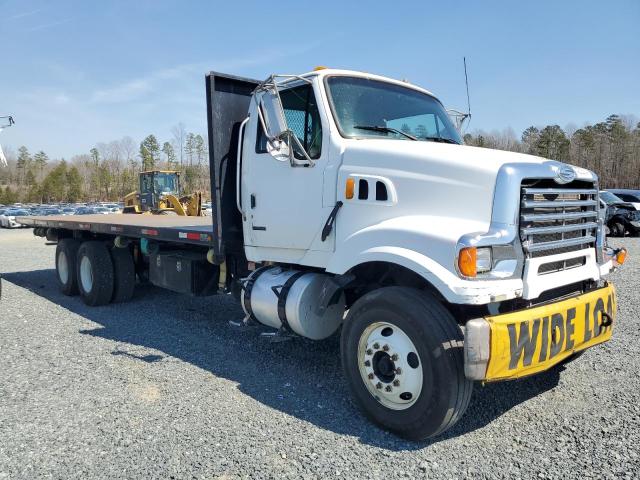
[610,222,626,237]
[341,287,472,440]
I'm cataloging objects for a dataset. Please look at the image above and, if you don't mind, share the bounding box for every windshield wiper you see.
[354,125,417,141]
[423,136,459,145]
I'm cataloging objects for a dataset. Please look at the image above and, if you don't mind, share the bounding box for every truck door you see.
[241,81,332,253]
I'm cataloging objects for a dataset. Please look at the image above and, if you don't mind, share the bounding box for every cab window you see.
[256,83,322,159]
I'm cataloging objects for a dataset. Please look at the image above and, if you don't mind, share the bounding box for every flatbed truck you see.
[16,69,626,440]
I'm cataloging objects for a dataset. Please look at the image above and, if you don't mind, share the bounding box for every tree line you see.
[463,114,640,189]
[1,113,639,205]
[0,123,211,205]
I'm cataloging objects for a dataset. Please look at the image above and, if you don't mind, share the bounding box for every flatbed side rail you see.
[17,216,215,248]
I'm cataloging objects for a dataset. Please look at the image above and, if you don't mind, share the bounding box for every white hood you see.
[340,139,596,228]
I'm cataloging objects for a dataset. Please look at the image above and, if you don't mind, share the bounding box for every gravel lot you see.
[0,227,639,479]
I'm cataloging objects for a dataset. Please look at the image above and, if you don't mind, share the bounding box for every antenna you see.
[464,57,471,120]
[446,59,472,131]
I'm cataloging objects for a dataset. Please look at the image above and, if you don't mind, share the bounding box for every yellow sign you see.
[485,284,616,380]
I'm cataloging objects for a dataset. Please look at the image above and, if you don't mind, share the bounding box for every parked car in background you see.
[93,206,111,215]
[44,208,63,216]
[103,204,122,213]
[600,191,640,236]
[61,208,77,215]
[609,189,640,210]
[0,208,31,228]
[74,207,97,215]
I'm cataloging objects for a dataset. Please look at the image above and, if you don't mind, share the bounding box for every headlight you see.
[476,247,492,273]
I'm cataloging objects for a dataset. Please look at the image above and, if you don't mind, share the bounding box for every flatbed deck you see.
[17,214,215,247]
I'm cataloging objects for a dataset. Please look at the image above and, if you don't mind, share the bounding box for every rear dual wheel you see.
[56,239,81,295]
[55,240,135,305]
[77,242,115,306]
[341,287,473,440]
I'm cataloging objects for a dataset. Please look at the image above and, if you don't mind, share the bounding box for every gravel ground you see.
[0,228,638,479]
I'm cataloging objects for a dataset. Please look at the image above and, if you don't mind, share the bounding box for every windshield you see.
[326,76,462,144]
[616,193,640,202]
[600,191,624,205]
[154,173,177,193]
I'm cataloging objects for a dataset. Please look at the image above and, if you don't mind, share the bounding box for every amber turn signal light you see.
[345,178,355,199]
[458,247,477,277]
[615,248,627,265]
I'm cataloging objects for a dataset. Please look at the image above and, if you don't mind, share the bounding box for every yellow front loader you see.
[123,170,203,216]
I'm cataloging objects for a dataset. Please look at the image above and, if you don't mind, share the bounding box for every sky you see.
[0,0,638,159]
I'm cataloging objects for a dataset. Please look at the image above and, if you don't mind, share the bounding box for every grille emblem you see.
[555,165,576,184]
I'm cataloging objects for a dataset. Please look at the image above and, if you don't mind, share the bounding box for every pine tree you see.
[67,166,83,202]
[140,135,160,170]
[521,127,540,154]
[33,150,49,180]
[536,125,570,161]
[162,142,176,169]
[194,135,206,165]
[184,133,195,166]
[16,146,31,185]
[25,169,37,187]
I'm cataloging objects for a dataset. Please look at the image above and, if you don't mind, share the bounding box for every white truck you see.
[18,68,626,440]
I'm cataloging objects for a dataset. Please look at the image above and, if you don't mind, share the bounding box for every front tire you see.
[77,241,114,306]
[610,222,625,237]
[341,287,472,440]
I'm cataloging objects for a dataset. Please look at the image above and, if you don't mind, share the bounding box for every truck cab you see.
[234,69,614,302]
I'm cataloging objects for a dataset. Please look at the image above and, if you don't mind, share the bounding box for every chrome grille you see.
[520,185,598,273]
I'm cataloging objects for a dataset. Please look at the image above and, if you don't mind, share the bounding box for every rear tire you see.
[110,247,136,303]
[56,239,81,296]
[77,241,114,306]
[341,287,472,440]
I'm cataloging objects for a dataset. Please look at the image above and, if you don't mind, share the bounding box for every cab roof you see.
[296,68,438,99]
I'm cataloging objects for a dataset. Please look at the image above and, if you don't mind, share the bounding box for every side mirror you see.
[446,109,470,132]
[258,89,288,139]
[255,77,314,167]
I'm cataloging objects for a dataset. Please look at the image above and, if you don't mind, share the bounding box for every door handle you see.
[236,117,249,217]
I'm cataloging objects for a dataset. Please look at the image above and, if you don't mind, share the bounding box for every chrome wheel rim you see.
[79,256,93,293]
[57,251,69,285]
[357,321,423,410]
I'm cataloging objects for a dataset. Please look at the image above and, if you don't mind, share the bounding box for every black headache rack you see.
[206,71,260,264]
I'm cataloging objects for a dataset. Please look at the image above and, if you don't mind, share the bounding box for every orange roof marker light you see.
[313,66,329,71]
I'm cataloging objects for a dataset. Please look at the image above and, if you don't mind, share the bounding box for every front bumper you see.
[464,284,616,381]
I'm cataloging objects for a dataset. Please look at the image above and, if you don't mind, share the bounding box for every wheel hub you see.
[358,322,423,410]
[80,256,94,293]
[57,251,69,284]
[372,351,396,383]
